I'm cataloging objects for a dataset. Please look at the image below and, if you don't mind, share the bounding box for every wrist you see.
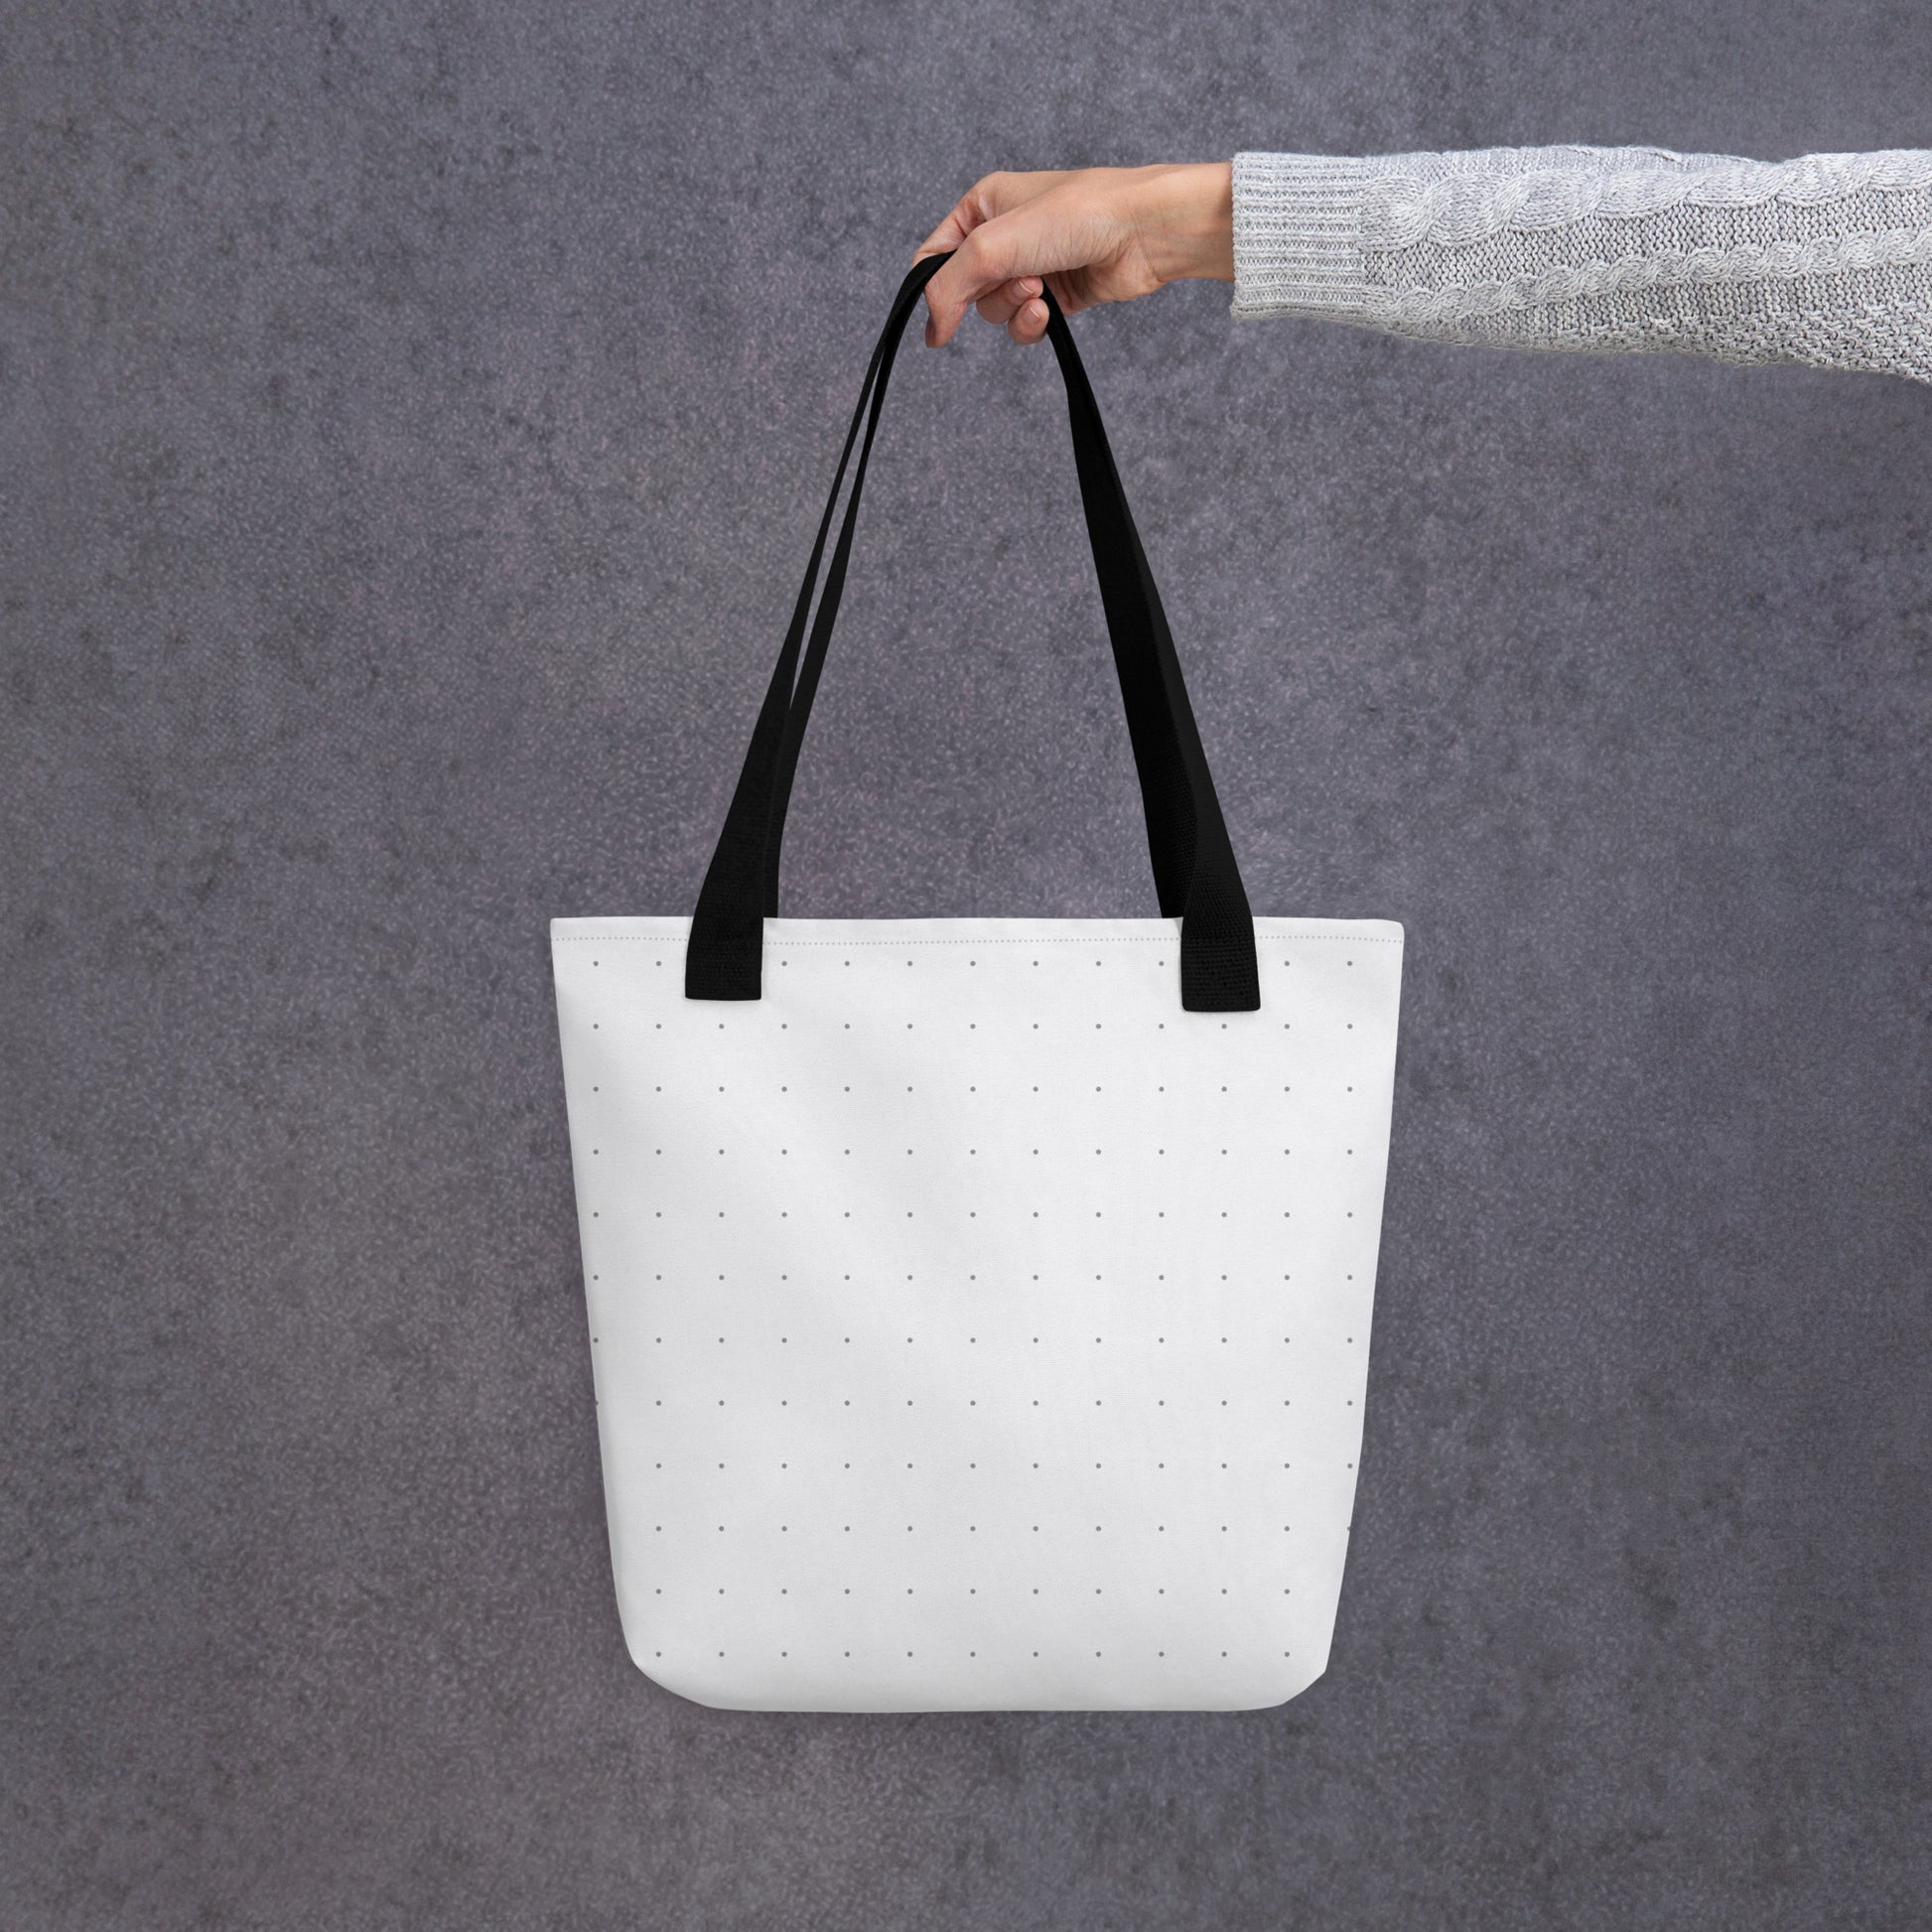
[1138,161,1235,286]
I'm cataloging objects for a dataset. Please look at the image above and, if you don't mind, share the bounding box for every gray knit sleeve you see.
[1230,145,1932,383]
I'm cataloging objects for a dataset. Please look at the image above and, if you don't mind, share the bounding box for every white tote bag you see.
[552,257,1405,1712]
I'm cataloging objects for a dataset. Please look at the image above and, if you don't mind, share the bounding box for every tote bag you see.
[552,253,1405,1712]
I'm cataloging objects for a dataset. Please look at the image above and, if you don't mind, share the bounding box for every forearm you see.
[1229,144,1932,384]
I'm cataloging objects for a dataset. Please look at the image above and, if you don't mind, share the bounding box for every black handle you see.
[684,252,1260,1012]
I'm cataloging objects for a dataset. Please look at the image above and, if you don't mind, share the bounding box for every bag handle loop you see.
[684,252,1260,1011]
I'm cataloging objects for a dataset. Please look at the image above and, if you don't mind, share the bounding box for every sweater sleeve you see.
[1230,145,1932,384]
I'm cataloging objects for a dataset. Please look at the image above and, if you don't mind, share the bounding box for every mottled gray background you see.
[3,1,1928,1925]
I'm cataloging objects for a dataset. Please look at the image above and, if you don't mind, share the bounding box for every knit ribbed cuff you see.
[1231,152,1374,323]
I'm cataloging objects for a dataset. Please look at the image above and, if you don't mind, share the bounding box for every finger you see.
[921,201,1076,345]
[975,276,1043,327]
[1006,295,1050,345]
[916,194,1000,345]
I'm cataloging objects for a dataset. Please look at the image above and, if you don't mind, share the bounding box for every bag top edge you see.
[551,914,1403,943]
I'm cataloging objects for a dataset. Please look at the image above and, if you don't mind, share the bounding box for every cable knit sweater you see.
[1231,146,1932,384]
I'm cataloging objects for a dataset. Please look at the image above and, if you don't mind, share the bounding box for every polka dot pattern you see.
[552,914,1404,1713]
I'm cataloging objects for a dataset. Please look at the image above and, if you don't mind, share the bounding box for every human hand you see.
[912,162,1234,347]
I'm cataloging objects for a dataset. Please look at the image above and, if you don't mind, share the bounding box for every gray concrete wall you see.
[3,3,1927,1924]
